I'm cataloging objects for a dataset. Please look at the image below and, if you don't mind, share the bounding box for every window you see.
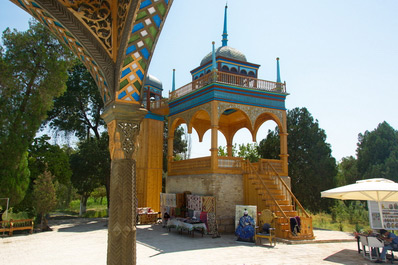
[222,65,229,71]
[231,67,237,72]
[248,71,255,76]
[240,69,247,75]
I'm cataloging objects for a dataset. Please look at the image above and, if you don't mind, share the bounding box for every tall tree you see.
[15,135,73,215]
[258,107,337,212]
[45,60,110,206]
[356,121,398,181]
[46,60,105,140]
[335,156,359,187]
[162,119,187,173]
[0,21,72,206]
[70,134,110,215]
[33,169,57,231]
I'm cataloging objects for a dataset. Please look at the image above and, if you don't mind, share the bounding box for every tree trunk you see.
[79,195,89,216]
[40,213,44,231]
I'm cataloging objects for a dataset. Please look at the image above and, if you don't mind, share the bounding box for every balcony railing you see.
[169,157,281,176]
[169,71,286,100]
[149,98,168,110]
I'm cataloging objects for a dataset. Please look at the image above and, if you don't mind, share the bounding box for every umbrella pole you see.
[378,201,385,229]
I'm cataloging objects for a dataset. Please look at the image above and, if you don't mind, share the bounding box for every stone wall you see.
[166,173,243,233]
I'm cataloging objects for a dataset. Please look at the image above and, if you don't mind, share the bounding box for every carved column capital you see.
[102,102,147,160]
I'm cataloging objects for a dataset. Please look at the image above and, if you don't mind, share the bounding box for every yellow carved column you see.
[227,142,233,157]
[210,101,219,170]
[102,102,147,265]
[167,133,174,174]
[279,131,289,176]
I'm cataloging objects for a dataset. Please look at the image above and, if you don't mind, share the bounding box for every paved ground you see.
[0,217,378,265]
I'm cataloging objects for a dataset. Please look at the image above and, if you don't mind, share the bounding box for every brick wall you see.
[166,173,244,233]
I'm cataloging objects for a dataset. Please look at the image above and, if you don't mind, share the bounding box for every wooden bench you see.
[0,219,34,236]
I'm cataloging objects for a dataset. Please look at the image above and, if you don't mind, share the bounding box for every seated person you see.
[163,212,170,228]
[235,210,255,242]
[375,229,398,263]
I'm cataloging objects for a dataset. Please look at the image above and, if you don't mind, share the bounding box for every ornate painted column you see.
[102,102,147,265]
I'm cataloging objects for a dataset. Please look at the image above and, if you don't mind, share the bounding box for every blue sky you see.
[1,0,398,162]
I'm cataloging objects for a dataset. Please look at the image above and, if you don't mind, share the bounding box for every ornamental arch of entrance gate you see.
[9,1,174,264]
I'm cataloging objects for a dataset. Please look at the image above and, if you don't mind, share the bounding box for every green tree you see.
[258,107,337,212]
[70,134,110,215]
[162,119,187,172]
[258,129,280,160]
[0,21,72,206]
[46,60,105,140]
[237,143,259,162]
[45,60,109,206]
[33,169,57,231]
[0,152,30,208]
[356,121,398,181]
[15,135,73,215]
[335,156,359,187]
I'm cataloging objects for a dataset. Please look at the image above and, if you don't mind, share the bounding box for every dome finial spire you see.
[222,3,228,47]
[172,69,176,92]
[276,57,281,83]
[212,41,217,70]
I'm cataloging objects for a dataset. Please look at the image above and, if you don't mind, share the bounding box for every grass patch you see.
[57,197,108,217]
[2,210,29,221]
[311,211,370,233]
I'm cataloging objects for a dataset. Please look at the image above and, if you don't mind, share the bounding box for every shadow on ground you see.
[324,249,373,265]
[136,223,249,256]
[52,217,108,233]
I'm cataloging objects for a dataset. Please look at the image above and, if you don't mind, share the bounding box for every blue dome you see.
[200,46,247,66]
[144,74,162,90]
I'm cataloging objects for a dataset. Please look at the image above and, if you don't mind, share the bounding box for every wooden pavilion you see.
[141,5,314,240]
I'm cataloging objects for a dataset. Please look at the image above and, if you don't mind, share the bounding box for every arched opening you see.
[248,71,255,76]
[240,69,247,75]
[206,69,211,74]
[256,121,280,160]
[222,65,229,71]
[231,67,237,73]
[173,123,191,160]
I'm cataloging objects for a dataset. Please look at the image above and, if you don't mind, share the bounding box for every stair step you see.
[251,182,278,188]
[260,194,285,200]
[255,187,283,194]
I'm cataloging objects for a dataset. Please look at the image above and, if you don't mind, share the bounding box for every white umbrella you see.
[321,178,398,228]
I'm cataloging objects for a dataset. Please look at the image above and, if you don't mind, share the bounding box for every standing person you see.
[375,229,398,263]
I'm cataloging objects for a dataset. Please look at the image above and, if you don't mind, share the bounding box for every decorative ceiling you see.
[11,0,173,106]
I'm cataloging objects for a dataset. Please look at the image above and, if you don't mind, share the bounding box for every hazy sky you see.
[1,0,398,162]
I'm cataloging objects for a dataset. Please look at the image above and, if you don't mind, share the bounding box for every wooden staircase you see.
[244,160,314,240]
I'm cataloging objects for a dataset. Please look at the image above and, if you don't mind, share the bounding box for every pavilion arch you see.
[189,109,211,142]
[170,117,188,137]
[218,107,254,157]
[253,112,285,142]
